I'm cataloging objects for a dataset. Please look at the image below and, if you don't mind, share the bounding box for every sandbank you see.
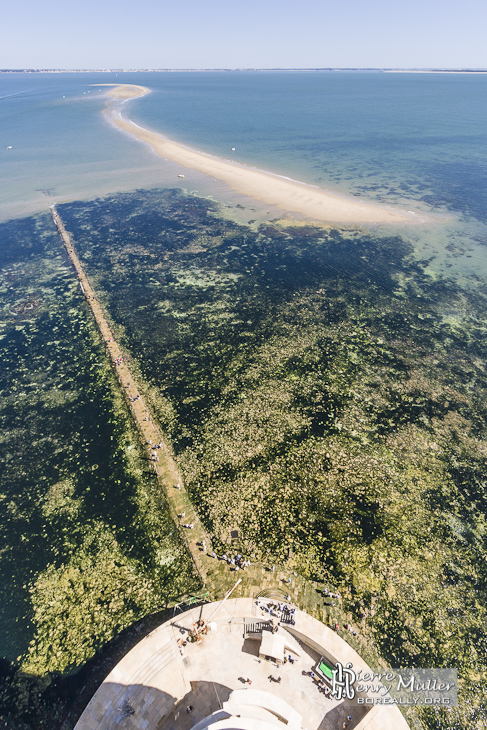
[94,83,151,100]
[101,84,418,226]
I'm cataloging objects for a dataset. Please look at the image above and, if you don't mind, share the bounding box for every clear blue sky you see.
[2,0,486,70]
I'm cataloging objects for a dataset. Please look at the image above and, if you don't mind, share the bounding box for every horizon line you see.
[2,67,487,73]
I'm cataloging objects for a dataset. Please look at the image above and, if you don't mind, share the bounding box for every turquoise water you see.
[2,71,487,218]
[0,73,166,220]
[2,70,487,279]
[128,71,487,218]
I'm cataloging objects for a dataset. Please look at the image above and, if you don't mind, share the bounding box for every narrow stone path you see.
[51,205,210,584]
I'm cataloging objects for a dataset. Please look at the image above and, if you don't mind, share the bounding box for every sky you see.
[1,0,486,70]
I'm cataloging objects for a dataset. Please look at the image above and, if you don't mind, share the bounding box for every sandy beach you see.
[101,84,417,226]
[96,83,151,100]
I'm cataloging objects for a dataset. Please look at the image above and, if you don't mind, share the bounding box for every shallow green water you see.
[0,211,197,673]
[56,188,487,729]
[0,187,486,729]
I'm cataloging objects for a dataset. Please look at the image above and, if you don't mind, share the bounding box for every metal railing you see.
[172,592,211,615]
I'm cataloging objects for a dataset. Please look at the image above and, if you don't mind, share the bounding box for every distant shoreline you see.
[2,68,487,74]
[100,83,421,227]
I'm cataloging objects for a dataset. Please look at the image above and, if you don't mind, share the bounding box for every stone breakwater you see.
[51,205,208,582]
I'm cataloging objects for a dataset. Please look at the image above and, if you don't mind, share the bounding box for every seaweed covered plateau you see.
[57,189,487,730]
[0,212,198,728]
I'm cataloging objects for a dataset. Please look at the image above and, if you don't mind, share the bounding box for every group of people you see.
[176,620,208,654]
[322,588,339,606]
[258,600,296,625]
[313,677,331,695]
[309,670,331,696]
[279,604,297,625]
[147,439,163,463]
[176,509,194,530]
[332,622,356,636]
[268,674,281,683]
[284,654,295,664]
[214,553,251,570]
[191,619,208,638]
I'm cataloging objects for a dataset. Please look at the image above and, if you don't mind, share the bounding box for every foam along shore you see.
[101,84,416,226]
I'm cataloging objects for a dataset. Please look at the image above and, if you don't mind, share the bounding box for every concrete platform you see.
[74,598,410,730]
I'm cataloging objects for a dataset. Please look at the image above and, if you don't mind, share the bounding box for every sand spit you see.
[101,83,418,226]
[95,83,151,99]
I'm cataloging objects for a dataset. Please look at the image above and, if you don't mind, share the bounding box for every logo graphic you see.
[325,663,457,707]
[331,662,356,700]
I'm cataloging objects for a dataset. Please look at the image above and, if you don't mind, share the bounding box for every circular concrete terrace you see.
[74,598,410,730]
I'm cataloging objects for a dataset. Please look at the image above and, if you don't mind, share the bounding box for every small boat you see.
[178,174,185,178]
[7,146,12,150]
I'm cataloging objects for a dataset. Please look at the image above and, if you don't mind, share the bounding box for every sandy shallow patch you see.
[102,84,423,227]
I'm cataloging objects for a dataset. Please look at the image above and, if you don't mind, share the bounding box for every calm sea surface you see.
[1,71,487,277]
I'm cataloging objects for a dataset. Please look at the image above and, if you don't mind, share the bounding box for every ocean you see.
[1,70,487,273]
